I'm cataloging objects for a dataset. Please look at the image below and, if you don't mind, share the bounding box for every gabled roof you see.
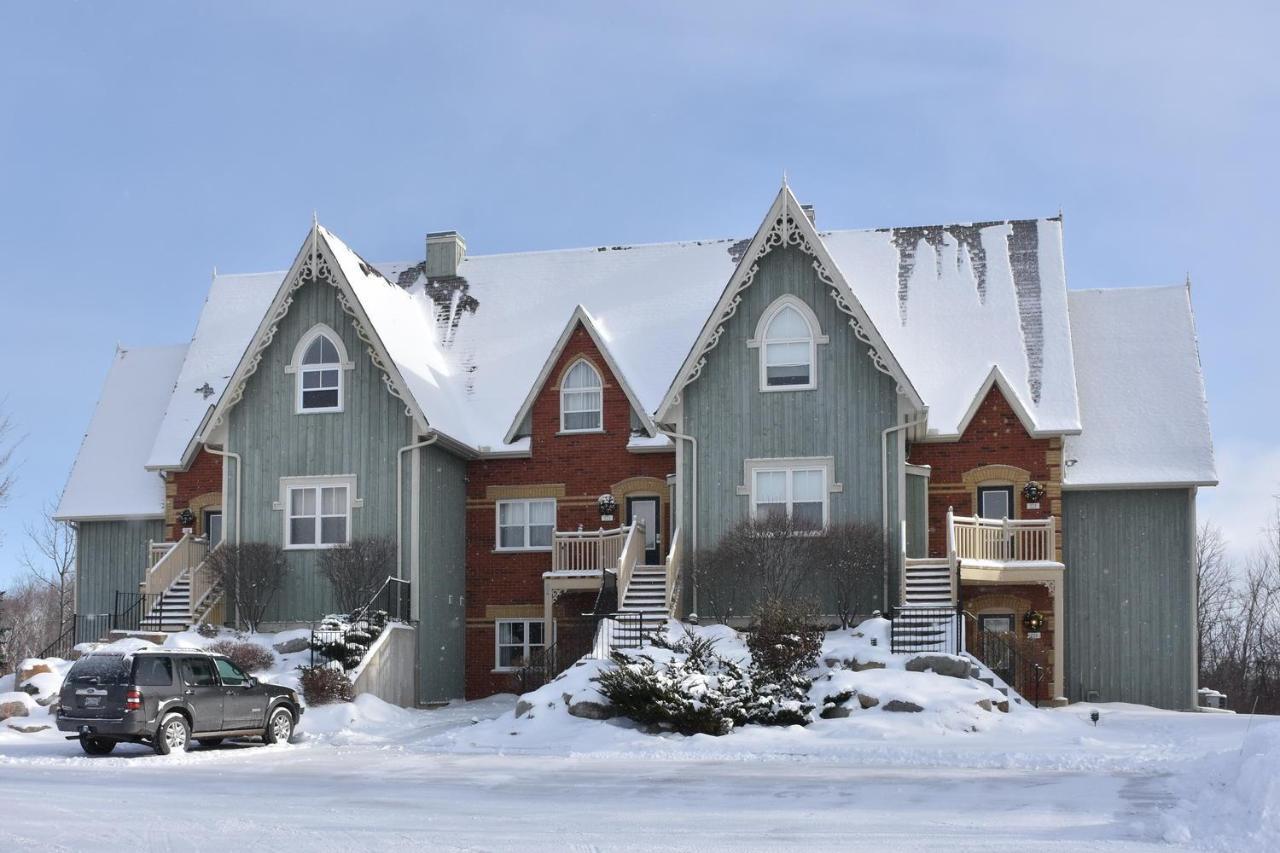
[56,344,187,520]
[945,366,1046,441]
[146,271,281,470]
[503,305,657,445]
[198,224,475,449]
[1063,284,1216,488]
[655,184,925,422]
[822,217,1081,438]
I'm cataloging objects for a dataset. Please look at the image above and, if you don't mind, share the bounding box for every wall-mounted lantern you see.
[598,494,617,522]
[177,508,195,534]
[1022,481,1046,509]
[1023,609,1045,639]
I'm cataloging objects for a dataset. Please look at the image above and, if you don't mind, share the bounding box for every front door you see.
[204,510,223,547]
[179,657,224,734]
[977,614,1015,685]
[976,486,1014,520]
[626,496,661,565]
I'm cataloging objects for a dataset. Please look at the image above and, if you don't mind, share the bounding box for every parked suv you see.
[56,649,303,756]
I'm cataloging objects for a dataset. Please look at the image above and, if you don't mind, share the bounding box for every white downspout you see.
[398,431,439,596]
[202,444,242,545]
[881,415,927,611]
[655,425,697,614]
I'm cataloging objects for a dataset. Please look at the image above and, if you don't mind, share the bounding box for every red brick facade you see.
[463,322,674,697]
[962,582,1056,703]
[163,449,224,541]
[907,385,1060,559]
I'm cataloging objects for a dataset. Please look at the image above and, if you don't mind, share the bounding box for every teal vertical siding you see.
[680,245,902,614]
[417,444,467,703]
[227,275,415,621]
[905,472,928,559]
[76,519,165,617]
[1062,488,1196,710]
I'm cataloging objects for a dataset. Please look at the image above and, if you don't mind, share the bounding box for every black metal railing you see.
[888,605,962,654]
[595,611,661,652]
[111,591,161,634]
[36,613,111,660]
[352,576,412,623]
[975,628,1047,708]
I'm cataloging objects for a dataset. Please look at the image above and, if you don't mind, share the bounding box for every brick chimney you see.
[425,231,466,278]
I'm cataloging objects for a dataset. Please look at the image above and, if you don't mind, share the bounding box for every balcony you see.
[947,511,1059,567]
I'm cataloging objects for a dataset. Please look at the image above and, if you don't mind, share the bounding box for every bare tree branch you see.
[18,500,77,634]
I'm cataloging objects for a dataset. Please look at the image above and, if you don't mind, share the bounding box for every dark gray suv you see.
[56,649,303,756]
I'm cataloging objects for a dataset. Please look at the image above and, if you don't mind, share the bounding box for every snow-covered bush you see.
[298,665,355,705]
[195,622,220,639]
[595,627,815,735]
[311,611,387,670]
[207,640,275,673]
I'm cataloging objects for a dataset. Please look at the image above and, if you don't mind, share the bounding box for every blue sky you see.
[1,2,1277,586]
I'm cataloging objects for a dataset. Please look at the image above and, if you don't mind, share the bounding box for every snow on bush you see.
[311,610,387,671]
[489,617,1013,749]
[298,665,355,705]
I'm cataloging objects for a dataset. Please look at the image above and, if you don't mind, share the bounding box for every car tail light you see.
[125,689,142,711]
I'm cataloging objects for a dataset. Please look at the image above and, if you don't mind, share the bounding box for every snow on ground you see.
[1,623,1276,850]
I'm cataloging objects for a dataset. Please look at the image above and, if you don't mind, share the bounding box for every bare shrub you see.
[696,515,820,623]
[207,640,275,673]
[746,597,824,683]
[318,537,396,614]
[205,542,290,633]
[298,665,355,705]
[811,521,883,628]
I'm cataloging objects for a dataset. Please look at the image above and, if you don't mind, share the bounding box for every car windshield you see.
[66,655,130,685]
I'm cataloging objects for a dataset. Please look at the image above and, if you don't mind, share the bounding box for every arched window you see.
[759,300,820,390]
[290,327,347,413]
[560,360,603,432]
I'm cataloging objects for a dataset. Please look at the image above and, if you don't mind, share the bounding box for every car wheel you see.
[153,713,191,756]
[263,707,294,745]
[79,735,116,756]
[197,738,225,748]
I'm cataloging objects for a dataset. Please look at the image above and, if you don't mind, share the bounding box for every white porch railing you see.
[664,527,683,615]
[141,532,208,599]
[551,525,631,573]
[947,508,1057,564]
[615,521,646,601]
[148,540,176,568]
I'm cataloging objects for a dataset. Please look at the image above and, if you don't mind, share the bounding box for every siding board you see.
[1062,488,1195,709]
[679,245,901,614]
[76,519,165,618]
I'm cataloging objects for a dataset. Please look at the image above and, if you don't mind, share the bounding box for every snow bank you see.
[1166,720,1280,848]
[445,621,1059,759]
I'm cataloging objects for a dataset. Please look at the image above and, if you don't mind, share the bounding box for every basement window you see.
[495,619,545,671]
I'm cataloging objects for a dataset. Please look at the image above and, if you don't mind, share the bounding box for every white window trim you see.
[494,498,557,552]
[559,358,604,434]
[273,474,363,550]
[494,618,546,672]
[747,295,828,393]
[737,456,842,529]
[285,323,356,415]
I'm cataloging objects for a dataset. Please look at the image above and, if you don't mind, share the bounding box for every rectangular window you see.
[495,619,546,670]
[751,466,827,530]
[287,483,350,548]
[495,498,556,551]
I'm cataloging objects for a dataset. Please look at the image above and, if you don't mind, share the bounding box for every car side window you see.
[181,657,219,687]
[133,656,173,687]
[214,658,249,687]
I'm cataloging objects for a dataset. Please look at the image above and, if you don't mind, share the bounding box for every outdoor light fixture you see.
[1090,710,1100,727]
[597,493,617,522]
[1023,609,1045,637]
[177,508,195,531]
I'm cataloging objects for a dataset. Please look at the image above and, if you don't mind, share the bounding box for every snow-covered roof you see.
[146,272,280,469]
[56,344,187,520]
[823,218,1080,437]
[1063,285,1217,488]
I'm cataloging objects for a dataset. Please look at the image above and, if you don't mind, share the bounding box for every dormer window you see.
[561,360,603,432]
[288,324,351,414]
[751,296,827,392]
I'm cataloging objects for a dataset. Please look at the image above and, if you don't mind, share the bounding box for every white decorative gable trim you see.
[655,184,924,421]
[202,224,424,438]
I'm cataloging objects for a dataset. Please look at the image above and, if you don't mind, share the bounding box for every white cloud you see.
[1197,439,1280,564]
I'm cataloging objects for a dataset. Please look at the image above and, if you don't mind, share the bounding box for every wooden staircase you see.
[140,571,194,631]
